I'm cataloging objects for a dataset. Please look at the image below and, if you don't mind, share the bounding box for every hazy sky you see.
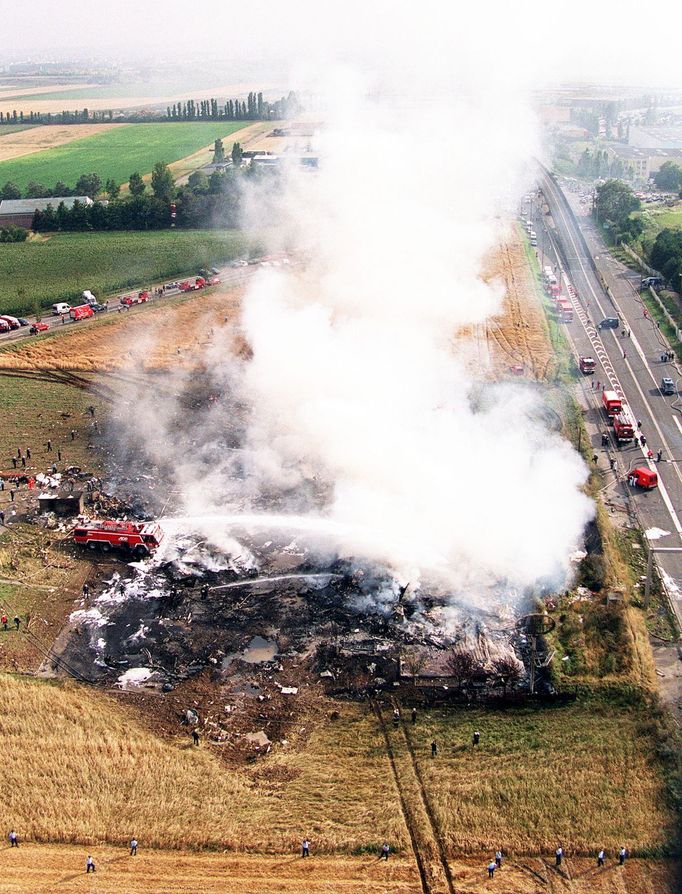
[4,0,682,90]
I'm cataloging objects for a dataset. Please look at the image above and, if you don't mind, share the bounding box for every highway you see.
[534,170,682,639]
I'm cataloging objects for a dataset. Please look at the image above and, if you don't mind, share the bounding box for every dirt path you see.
[0,845,674,894]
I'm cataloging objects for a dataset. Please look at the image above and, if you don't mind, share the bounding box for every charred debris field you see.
[0,247,679,883]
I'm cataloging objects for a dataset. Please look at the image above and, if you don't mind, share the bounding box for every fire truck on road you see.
[73,520,164,558]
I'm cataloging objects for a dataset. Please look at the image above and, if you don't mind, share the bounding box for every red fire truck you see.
[73,520,164,558]
[179,277,206,292]
[579,356,595,374]
[557,299,573,322]
[613,411,635,442]
[69,304,94,322]
[602,390,622,417]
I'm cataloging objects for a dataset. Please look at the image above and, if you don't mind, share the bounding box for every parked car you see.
[52,302,71,315]
[0,319,10,333]
[661,377,676,395]
[597,317,619,329]
[91,303,109,313]
[17,318,29,327]
[641,276,663,288]
[29,321,49,334]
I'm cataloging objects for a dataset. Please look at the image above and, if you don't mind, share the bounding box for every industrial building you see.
[0,196,93,228]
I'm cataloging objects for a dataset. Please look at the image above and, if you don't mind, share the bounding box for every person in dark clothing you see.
[0,511,4,526]
[431,740,437,757]
[657,449,663,463]
[201,583,209,600]
[411,707,417,725]
[11,457,16,469]
[57,448,61,461]
[381,842,390,860]
[46,439,51,452]
[13,617,20,631]
[82,583,89,598]
[192,730,200,746]
[640,435,647,447]
[392,708,400,726]
[26,448,31,460]
[9,830,18,847]
[21,457,25,468]
[70,430,76,441]
[601,433,608,447]
[10,489,15,502]
[472,730,480,746]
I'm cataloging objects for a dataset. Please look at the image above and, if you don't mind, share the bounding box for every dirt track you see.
[0,845,676,894]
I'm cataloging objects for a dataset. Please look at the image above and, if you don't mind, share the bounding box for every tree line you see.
[0,91,300,126]
[29,157,276,233]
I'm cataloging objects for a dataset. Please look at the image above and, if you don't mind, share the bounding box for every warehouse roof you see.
[0,196,93,214]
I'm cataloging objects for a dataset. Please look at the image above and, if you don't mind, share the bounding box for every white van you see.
[82,290,97,306]
[52,302,71,315]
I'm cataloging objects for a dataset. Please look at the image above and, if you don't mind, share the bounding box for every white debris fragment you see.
[117,667,153,689]
[645,527,670,541]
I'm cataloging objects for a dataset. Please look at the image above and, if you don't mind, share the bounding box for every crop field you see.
[0,230,251,315]
[0,123,120,163]
[0,124,38,137]
[0,122,251,191]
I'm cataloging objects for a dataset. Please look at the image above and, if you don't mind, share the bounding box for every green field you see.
[0,230,251,315]
[0,122,249,191]
[0,124,38,136]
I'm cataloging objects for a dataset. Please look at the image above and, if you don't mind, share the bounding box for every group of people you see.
[6,829,632,877]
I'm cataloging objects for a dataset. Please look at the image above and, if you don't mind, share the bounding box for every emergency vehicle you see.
[73,520,164,558]
[579,356,595,374]
[602,390,622,417]
[629,467,658,489]
[613,411,635,442]
[557,299,573,322]
[69,304,94,321]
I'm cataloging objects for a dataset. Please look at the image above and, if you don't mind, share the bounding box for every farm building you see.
[0,196,93,228]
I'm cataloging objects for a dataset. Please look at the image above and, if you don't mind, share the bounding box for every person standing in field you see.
[619,847,627,866]
[555,846,563,867]
[130,837,138,856]
[431,740,437,757]
[487,860,496,878]
[301,838,310,858]
[597,849,605,867]
[381,842,390,860]
[8,829,18,847]
[411,707,417,724]
[495,850,502,868]
[86,855,95,873]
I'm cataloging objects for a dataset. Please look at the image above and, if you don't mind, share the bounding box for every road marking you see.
[540,173,682,541]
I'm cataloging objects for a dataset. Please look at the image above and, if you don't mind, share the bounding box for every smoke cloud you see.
[116,22,595,603]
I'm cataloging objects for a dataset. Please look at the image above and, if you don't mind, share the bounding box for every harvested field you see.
[0,846,676,894]
[0,82,283,115]
[0,283,245,372]
[456,223,553,380]
[0,675,408,853]
[0,123,121,162]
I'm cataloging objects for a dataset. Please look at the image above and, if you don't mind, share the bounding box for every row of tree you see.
[30,161,274,232]
[0,91,300,126]
[577,148,631,181]
[593,179,643,244]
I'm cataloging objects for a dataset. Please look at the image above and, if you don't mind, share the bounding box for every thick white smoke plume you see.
[121,39,594,600]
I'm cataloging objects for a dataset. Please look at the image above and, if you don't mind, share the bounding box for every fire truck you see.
[69,304,94,322]
[629,467,658,489]
[556,299,573,322]
[179,277,206,292]
[73,520,164,558]
[602,389,622,417]
[579,356,595,374]
[613,411,635,442]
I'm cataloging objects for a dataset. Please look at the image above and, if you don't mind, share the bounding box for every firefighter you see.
[192,729,200,746]
[21,456,25,468]
[82,583,89,598]
[610,458,616,471]
[0,511,4,526]
[392,708,400,726]
[1,616,7,631]
[201,583,209,600]
[57,448,62,461]
[70,429,76,441]
[381,842,390,860]
[657,449,663,463]
[472,730,480,746]
[46,439,51,452]
[10,489,15,502]
[601,433,608,447]
[411,707,417,725]
[26,448,31,460]
[11,457,16,469]
[640,435,647,448]
[431,740,437,757]
[14,617,20,631]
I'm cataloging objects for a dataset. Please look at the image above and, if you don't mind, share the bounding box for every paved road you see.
[533,171,682,646]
